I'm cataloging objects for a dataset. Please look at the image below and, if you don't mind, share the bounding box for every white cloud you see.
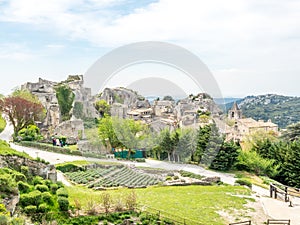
[0,43,34,60]
[0,0,300,96]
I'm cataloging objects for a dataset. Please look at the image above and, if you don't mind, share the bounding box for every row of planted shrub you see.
[19,141,83,156]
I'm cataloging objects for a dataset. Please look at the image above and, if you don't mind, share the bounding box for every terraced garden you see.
[64,165,161,188]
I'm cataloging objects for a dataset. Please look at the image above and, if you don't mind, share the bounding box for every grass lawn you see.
[66,185,251,225]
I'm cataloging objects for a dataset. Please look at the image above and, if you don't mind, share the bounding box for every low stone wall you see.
[0,155,57,182]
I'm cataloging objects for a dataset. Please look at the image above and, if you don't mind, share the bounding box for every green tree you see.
[201,123,223,166]
[282,122,300,141]
[55,85,75,121]
[94,100,111,117]
[175,128,197,162]
[194,125,211,163]
[159,129,173,161]
[279,140,300,187]
[113,117,147,158]
[98,116,121,149]
[210,141,240,171]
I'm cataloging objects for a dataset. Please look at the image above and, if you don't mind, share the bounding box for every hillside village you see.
[1,75,300,225]
[21,75,280,150]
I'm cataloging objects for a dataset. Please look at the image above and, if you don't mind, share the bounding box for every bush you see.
[235,179,252,188]
[165,176,172,181]
[32,176,44,186]
[57,197,69,211]
[0,173,17,194]
[35,184,49,192]
[38,203,49,213]
[57,188,68,198]
[125,191,137,211]
[24,205,37,215]
[55,163,83,173]
[19,141,83,157]
[18,181,31,194]
[41,192,53,205]
[17,125,43,141]
[0,115,6,134]
[20,166,29,177]
[20,190,42,207]
[50,184,58,194]
[235,150,279,177]
[0,215,9,225]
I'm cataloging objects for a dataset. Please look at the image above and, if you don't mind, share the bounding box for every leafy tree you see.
[162,95,174,101]
[200,123,223,166]
[282,122,300,141]
[210,141,240,171]
[113,117,147,158]
[235,150,279,177]
[279,140,300,187]
[194,125,211,163]
[159,129,173,161]
[94,100,111,117]
[55,85,75,121]
[98,116,121,149]
[0,96,44,136]
[175,128,197,162]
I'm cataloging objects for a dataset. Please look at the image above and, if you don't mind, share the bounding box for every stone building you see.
[226,103,278,142]
[228,102,242,120]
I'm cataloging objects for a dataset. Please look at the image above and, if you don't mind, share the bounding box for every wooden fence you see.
[229,221,251,225]
[266,219,290,225]
[270,183,300,206]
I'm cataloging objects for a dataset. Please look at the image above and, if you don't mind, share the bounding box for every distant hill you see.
[214,97,242,105]
[225,94,300,128]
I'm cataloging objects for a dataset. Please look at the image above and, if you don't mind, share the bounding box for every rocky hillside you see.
[225,94,300,128]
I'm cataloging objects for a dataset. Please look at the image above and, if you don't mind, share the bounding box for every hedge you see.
[19,141,83,156]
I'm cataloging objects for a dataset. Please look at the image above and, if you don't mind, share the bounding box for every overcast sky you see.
[0,0,299,98]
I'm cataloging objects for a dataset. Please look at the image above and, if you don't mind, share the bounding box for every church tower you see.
[228,102,242,120]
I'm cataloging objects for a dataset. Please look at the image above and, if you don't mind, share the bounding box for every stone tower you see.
[228,102,242,120]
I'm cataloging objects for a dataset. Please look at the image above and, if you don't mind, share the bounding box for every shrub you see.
[13,172,26,182]
[0,215,9,225]
[165,176,172,181]
[18,181,31,194]
[20,190,42,207]
[41,192,53,205]
[101,193,112,213]
[235,179,252,188]
[38,203,49,213]
[32,176,44,186]
[125,191,137,211]
[57,197,69,211]
[20,166,29,177]
[24,205,37,215]
[35,184,49,192]
[55,163,82,173]
[57,188,68,198]
[50,184,58,194]
[0,173,17,194]
[235,150,279,177]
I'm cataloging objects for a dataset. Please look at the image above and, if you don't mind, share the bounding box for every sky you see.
[0,0,300,98]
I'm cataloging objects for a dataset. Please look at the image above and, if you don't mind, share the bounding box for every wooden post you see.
[270,184,273,198]
[285,186,288,202]
[274,187,277,199]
